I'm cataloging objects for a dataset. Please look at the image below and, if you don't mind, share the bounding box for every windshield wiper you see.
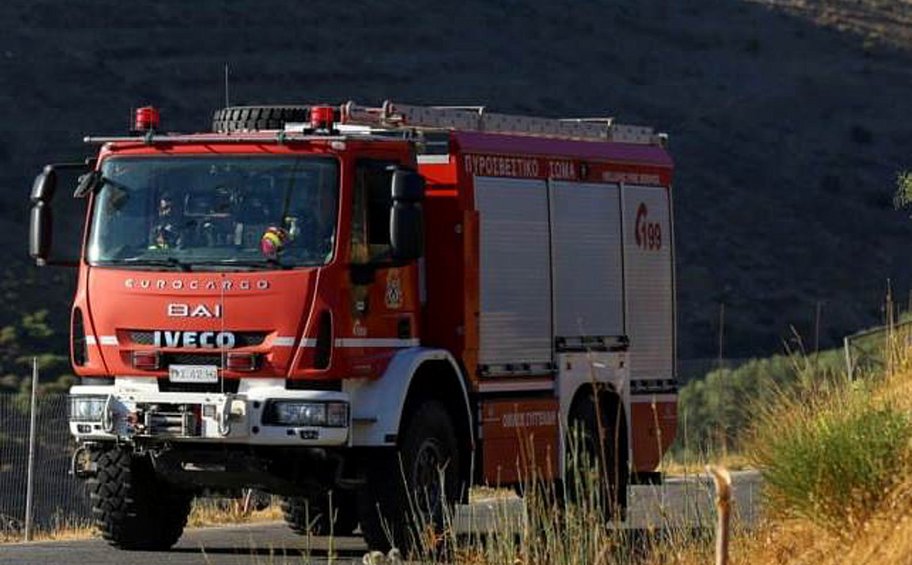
[119,256,191,271]
[189,259,292,270]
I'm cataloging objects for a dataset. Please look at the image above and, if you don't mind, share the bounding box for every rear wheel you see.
[358,401,460,554]
[565,392,628,520]
[88,448,192,550]
[282,488,359,536]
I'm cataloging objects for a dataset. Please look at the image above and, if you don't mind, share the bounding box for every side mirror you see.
[391,203,424,261]
[30,166,57,203]
[28,161,91,267]
[391,168,425,201]
[29,201,52,263]
[389,169,425,261]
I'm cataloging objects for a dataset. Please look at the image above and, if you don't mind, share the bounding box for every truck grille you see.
[163,353,224,366]
[128,331,267,347]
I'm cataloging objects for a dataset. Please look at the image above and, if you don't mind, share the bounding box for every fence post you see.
[24,357,38,542]
[843,335,854,380]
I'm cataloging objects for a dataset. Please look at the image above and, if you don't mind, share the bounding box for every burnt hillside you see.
[1,0,911,368]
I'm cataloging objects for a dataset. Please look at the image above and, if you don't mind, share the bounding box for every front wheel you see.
[358,401,460,554]
[88,448,192,551]
[282,488,359,536]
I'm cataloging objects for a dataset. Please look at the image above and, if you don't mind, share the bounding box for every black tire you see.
[212,105,311,133]
[565,392,628,520]
[88,448,192,551]
[282,488,359,536]
[358,401,460,554]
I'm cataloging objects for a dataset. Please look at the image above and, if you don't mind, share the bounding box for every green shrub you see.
[748,379,911,531]
[894,170,912,213]
[674,349,845,458]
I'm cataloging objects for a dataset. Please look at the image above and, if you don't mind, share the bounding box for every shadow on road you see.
[169,545,367,558]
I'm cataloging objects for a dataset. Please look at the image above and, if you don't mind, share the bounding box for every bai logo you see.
[167,303,222,318]
[634,203,662,251]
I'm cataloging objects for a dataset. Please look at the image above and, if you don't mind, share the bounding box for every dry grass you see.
[636,477,912,565]
[646,338,912,565]
[0,521,95,544]
[663,490,912,565]
[0,495,285,545]
[186,496,283,528]
[749,0,912,50]
[661,453,752,477]
[662,480,912,565]
[467,486,517,503]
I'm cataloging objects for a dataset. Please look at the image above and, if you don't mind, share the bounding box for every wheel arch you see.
[346,347,473,450]
[566,383,630,471]
[344,347,473,501]
[399,358,474,498]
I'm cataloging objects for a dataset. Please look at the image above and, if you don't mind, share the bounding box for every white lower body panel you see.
[556,351,629,478]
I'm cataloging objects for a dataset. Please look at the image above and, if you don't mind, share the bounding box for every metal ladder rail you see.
[341,100,660,145]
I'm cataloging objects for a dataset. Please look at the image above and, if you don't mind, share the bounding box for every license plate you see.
[169,365,218,383]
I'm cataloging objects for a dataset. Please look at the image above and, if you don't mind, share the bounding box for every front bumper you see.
[68,378,349,446]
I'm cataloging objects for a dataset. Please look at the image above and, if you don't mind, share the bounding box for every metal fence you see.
[843,319,912,379]
[0,393,91,536]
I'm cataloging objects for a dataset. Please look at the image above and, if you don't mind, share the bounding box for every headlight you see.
[263,401,348,427]
[69,395,107,422]
[326,402,348,427]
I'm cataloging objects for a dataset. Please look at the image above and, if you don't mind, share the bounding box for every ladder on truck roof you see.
[340,100,664,145]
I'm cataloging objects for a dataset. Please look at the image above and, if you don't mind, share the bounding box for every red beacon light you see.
[310,105,335,131]
[134,106,160,132]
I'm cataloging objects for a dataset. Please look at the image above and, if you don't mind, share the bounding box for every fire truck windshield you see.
[86,156,339,270]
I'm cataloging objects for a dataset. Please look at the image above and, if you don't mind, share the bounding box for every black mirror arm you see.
[74,171,100,198]
[47,161,95,172]
[49,160,98,196]
[37,259,79,268]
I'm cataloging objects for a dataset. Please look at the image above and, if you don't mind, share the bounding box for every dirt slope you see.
[0,0,911,362]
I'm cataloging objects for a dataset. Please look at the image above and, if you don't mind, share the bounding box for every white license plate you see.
[169,365,218,383]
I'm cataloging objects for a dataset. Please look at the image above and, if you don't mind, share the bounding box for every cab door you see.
[343,160,420,378]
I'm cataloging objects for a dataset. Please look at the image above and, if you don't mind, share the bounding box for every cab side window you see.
[351,161,394,264]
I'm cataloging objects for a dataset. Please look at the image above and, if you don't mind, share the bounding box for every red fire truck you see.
[29,101,677,551]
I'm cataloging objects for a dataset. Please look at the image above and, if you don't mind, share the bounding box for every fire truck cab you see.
[29,101,677,552]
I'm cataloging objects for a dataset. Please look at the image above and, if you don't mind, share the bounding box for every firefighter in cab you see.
[149,191,182,249]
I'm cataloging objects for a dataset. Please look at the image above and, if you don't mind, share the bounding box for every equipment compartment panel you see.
[550,181,624,340]
[622,185,674,380]
[475,176,552,370]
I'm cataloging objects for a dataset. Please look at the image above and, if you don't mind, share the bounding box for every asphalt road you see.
[0,523,367,565]
[0,471,761,565]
